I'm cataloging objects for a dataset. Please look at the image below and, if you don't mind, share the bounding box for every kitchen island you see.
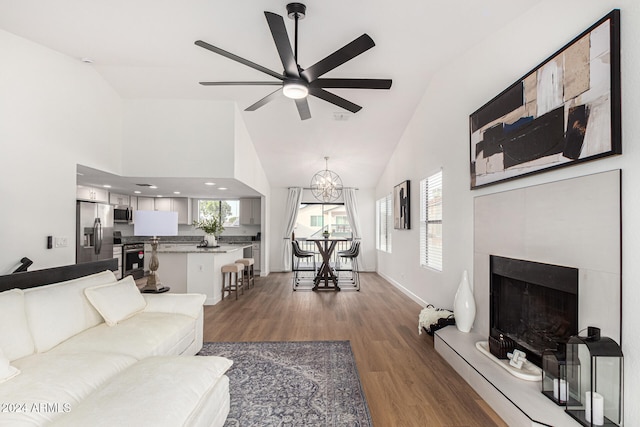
[151,243,252,305]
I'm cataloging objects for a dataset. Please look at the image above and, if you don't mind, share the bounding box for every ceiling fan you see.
[195,3,392,120]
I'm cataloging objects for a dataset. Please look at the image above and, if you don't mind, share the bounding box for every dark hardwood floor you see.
[203,272,507,427]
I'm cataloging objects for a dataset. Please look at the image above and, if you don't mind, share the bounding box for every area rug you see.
[198,340,373,427]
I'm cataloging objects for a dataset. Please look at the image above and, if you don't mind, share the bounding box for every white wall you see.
[233,106,270,196]
[0,30,122,273]
[233,106,271,273]
[375,1,640,423]
[122,99,235,178]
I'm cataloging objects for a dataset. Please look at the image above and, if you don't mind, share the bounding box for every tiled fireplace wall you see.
[473,170,621,344]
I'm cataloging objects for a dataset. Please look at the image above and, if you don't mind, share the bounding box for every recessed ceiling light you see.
[204,182,215,186]
[134,191,141,194]
[173,191,181,195]
[149,185,158,189]
[219,187,228,190]
[157,195,163,198]
[103,185,111,188]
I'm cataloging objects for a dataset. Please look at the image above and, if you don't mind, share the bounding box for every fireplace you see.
[490,255,578,368]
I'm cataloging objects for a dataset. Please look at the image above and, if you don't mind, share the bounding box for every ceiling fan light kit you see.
[196,2,391,120]
[282,80,309,99]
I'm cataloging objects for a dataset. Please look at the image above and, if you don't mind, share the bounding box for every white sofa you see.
[0,269,232,427]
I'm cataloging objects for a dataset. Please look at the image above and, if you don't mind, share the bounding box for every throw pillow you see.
[0,348,20,383]
[85,276,147,326]
[23,270,117,353]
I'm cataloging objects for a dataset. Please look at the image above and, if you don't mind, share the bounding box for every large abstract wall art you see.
[469,10,620,189]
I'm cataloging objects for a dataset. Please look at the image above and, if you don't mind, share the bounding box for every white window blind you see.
[376,194,393,252]
[420,170,443,270]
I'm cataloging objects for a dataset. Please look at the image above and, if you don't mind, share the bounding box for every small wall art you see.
[470,9,621,189]
[394,180,410,229]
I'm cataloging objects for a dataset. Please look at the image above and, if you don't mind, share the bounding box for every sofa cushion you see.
[84,275,147,326]
[0,351,137,426]
[0,348,20,384]
[143,292,206,318]
[48,312,198,359]
[50,356,232,427]
[23,270,117,353]
[0,288,35,361]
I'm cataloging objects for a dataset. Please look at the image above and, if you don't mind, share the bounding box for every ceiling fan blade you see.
[245,88,282,111]
[264,12,299,77]
[199,81,282,86]
[310,78,392,89]
[301,34,375,82]
[308,87,362,113]
[295,98,311,120]
[195,40,284,81]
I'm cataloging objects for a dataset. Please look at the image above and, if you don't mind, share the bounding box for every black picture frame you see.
[470,9,621,189]
[394,180,410,230]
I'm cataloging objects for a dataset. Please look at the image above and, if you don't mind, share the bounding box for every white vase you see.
[207,234,217,247]
[453,270,476,333]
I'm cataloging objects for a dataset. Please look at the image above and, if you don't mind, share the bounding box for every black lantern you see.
[565,327,623,426]
[542,343,568,405]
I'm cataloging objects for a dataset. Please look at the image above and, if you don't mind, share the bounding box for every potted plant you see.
[193,217,224,247]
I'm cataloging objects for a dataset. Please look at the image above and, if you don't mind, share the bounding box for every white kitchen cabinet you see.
[154,197,172,212]
[136,197,155,211]
[240,198,261,225]
[76,186,109,203]
[109,192,130,206]
[171,198,190,224]
[154,197,191,224]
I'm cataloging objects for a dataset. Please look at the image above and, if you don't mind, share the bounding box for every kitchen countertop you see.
[155,243,251,254]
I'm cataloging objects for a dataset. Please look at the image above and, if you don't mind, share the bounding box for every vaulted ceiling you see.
[0,0,542,193]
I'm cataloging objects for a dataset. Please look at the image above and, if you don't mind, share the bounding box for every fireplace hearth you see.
[490,255,578,368]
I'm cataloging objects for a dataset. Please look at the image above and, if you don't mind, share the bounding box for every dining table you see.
[306,237,348,291]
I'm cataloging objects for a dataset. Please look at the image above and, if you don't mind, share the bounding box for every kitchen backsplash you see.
[115,222,260,244]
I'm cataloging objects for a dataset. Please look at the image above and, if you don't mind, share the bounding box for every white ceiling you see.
[0,0,542,197]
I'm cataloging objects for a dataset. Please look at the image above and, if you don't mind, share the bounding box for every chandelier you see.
[310,157,343,202]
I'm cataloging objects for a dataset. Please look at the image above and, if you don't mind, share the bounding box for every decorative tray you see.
[475,341,542,381]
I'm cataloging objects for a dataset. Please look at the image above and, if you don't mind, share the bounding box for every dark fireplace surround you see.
[490,255,578,368]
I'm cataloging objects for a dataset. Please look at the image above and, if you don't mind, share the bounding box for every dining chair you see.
[291,240,317,290]
[337,240,360,290]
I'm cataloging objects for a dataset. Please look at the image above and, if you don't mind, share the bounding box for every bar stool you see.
[221,263,244,300]
[338,240,361,290]
[235,258,255,289]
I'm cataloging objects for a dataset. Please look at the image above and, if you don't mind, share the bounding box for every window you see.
[295,203,350,238]
[420,170,443,270]
[196,200,240,227]
[376,194,392,252]
[310,215,323,227]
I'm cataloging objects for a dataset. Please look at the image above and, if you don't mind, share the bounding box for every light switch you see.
[54,236,68,248]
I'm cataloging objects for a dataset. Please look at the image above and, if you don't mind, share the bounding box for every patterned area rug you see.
[198,341,373,427]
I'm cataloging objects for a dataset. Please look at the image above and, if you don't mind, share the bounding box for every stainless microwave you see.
[113,206,133,223]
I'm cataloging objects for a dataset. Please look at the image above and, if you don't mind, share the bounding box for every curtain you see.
[282,187,303,271]
[343,188,361,239]
[343,188,363,269]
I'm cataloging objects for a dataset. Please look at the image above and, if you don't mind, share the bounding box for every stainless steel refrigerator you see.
[76,201,114,264]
